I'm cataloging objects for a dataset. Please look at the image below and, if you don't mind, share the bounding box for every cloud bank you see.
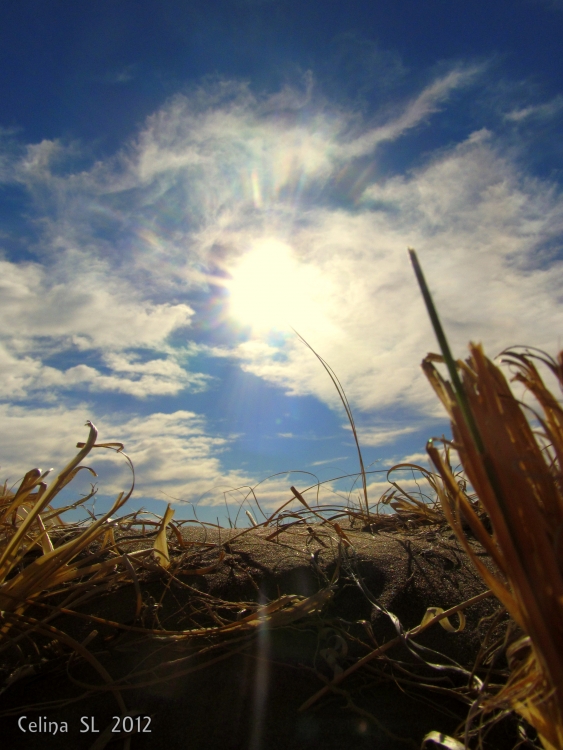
[0,404,253,508]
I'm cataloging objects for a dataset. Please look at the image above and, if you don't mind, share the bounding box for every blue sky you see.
[2,0,563,525]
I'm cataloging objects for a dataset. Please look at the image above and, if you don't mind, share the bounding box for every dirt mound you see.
[0,522,518,750]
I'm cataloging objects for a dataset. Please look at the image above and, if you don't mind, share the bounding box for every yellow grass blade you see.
[0,422,98,583]
[152,503,175,568]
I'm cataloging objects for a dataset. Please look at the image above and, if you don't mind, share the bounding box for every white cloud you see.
[0,344,208,401]
[505,96,563,122]
[346,425,419,447]
[227,129,563,416]
[0,404,363,518]
[0,404,251,507]
[309,456,349,466]
[339,66,482,159]
[0,254,207,399]
[2,64,563,468]
[0,257,194,349]
[0,343,45,400]
[39,359,209,399]
[398,452,431,466]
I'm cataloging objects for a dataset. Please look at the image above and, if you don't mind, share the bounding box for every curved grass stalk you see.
[292,328,371,523]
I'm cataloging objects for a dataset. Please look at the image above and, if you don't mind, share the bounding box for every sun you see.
[226,239,320,333]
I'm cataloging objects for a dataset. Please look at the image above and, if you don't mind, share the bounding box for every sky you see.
[1,0,563,526]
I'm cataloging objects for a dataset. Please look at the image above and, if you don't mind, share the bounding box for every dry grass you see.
[0,424,363,736]
[410,248,563,749]
[1,252,561,749]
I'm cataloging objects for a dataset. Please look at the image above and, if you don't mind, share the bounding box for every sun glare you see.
[227,239,322,333]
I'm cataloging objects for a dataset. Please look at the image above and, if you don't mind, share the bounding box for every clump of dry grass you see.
[0,422,206,732]
[0,422,346,715]
[0,423,137,620]
[410,249,563,750]
[6,248,562,750]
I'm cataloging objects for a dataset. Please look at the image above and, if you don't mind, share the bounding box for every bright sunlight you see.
[227,239,325,333]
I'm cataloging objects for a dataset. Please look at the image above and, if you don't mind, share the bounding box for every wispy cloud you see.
[96,65,137,85]
[339,66,482,159]
[397,452,431,466]
[345,425,419,447]
[505,95,563,122]
[2,64,563,509]
[309,456,349,467]
[230,127,563,416]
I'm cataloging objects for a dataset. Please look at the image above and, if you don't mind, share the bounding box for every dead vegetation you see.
[0,251,561,749]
